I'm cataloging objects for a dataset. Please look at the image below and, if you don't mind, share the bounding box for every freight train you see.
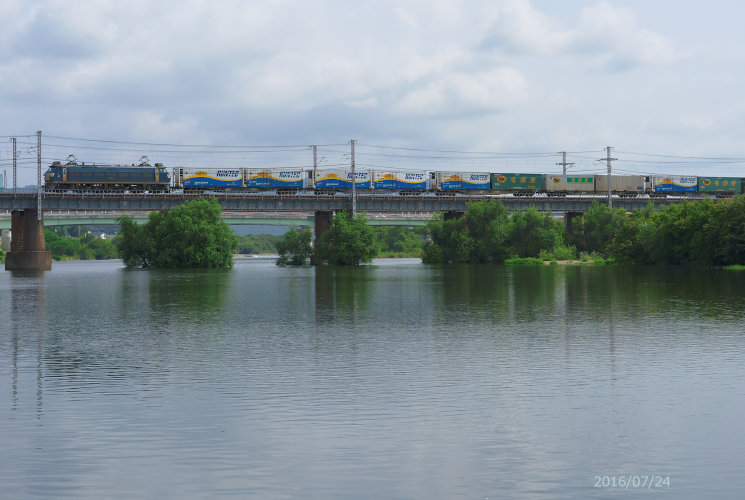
[43,162,745,197]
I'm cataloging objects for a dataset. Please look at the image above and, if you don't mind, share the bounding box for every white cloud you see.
[572,1,677,70]
[480,0,676,70]
[395,67,528,116]
[481,0,572,54]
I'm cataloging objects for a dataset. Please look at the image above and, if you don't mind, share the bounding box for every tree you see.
[422,200,574,263]
[574,201,627,255]
[314,211,380,265]
[374,226,424,255]
[423,215,473,263]
[114,215,154,267]
[115,197,237,268]
[276,226,313,265]
[464,200,511,262]
[508,207,565,258]
[422,201,513,263]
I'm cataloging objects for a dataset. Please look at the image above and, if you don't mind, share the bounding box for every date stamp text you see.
[593,475,670,489]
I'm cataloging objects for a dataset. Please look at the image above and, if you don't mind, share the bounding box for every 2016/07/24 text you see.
[594,476,671,489]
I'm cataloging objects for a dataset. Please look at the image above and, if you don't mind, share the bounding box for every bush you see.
[276,227,312,265]
[423,201,570,264]
[115,198,237,268]
[314,211,380,266]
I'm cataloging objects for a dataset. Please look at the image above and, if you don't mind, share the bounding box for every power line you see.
[359,143,567,156]
[616,150,745,161]
[44,134,344,149]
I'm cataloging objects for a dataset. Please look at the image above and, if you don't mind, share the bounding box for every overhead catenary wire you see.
[6,133,745,186]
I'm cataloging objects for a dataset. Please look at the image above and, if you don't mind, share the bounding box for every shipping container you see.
[314,169,371,189]
[245,168,305,188]
[595,175,647,193]
[372,170,427,190]
[176,167,243,188]
[434,171,491,191]
[545,175,595,193]
[652,176,697,193]
[491,173,544,191]
[697,176,741,194]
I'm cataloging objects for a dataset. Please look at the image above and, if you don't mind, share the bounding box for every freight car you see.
[44,159,170,192]
[172,167,311,192]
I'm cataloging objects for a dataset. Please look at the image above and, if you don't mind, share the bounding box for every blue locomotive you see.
[44,157,171,193]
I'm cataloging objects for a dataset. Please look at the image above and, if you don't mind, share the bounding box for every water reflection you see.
[7,272,46,415]
[314,265,372,325]
[1,260,745,499]
[145,268,233,327]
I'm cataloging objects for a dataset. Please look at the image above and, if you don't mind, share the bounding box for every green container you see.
[698,177,741,193]
[491,173,544,191]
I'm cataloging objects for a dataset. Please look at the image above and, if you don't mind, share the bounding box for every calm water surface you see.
[1,258,744,499]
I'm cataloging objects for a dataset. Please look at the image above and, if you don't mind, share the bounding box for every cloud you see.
[479,0,676,71]
[480,0,572,54]
[395,67,528,117]
[571,1,677,70]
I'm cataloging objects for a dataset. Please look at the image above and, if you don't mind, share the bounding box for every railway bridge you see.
[0,192,706,270]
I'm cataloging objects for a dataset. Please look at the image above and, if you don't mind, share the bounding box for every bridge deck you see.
[0,192,710,214]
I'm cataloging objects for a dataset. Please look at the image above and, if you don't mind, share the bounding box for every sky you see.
[3,0,745,185]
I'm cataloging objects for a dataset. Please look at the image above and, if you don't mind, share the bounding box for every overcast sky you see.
[3,0,745,184]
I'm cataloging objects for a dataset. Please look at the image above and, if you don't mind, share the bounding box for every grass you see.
[504,257,545,265]
[377,250,422,258]
[725,264,745,271]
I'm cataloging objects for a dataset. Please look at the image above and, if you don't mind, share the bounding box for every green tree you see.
[235,234,280,254]
[707,196,745,265]
[45,229,79,259]
[607,198,745,266]
[85,237,118,260]
[374,226,424,256]
[314,211,380,266]
[114,215,154,267]
[508,207,565,258]
[276,226,313,265]
[423,215,472,263]
[464,200,511,262]
[575,201,628,255]
[115,197,237,268]
[422,201,513,263]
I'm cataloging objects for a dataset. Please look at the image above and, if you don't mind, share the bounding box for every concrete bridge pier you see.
[311,210,333,265]
[1,229,10,252]
[4,209,52,271]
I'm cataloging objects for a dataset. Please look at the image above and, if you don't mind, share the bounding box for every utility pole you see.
[11,137,17,195]
[37,131,42,219]
[350,139,356,217]
[604,146,616,208]
[312,145,317,183]
[557,151,574,175]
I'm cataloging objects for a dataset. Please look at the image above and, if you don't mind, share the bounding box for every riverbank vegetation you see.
[115,197,237,268]
[570,198,745,266]
[374,226,425,257]
[422,201,574,264]
[45,228,118,261]
[235,233,280,254]
[423,197,745,267]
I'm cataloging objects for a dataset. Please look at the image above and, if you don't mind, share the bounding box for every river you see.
[1,258,744,499]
